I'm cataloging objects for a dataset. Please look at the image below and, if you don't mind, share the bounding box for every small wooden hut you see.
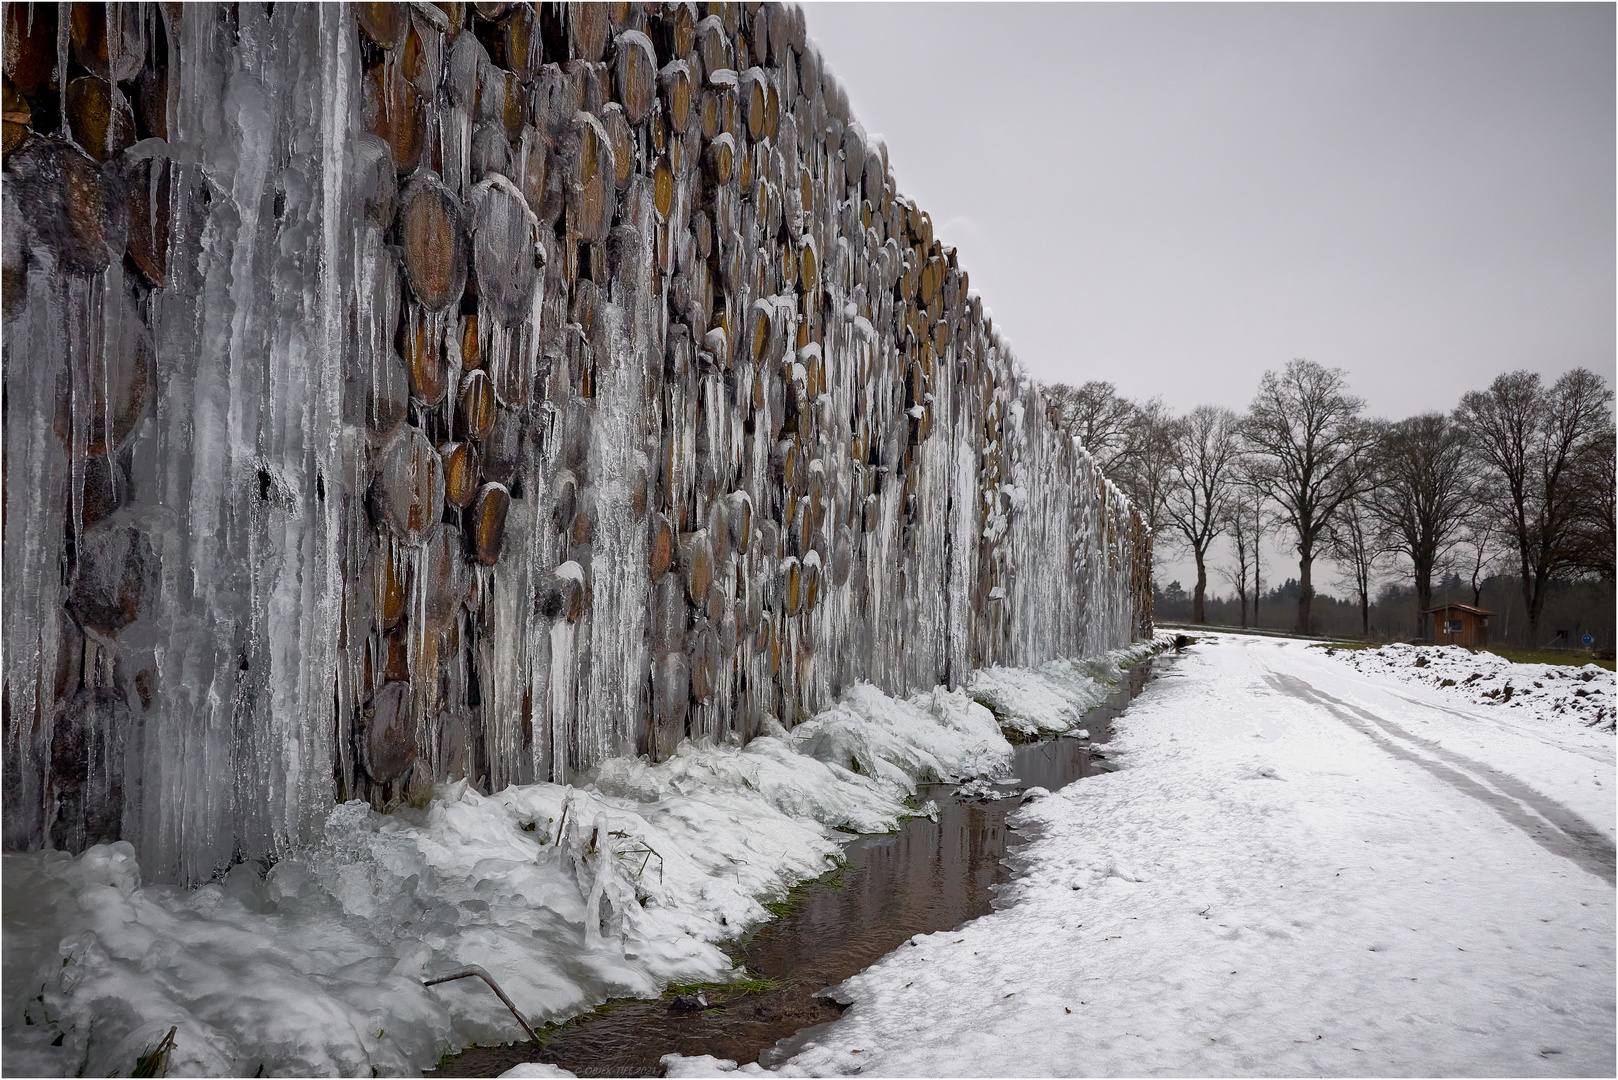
[1426,602,1494,648]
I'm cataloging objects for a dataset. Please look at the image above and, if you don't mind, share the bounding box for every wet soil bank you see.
[432,661,1155,1078]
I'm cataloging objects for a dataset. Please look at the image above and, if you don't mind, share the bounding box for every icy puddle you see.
[432,663,1153,1078]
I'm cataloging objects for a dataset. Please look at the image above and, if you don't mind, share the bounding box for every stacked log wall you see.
[1,1,1153,883]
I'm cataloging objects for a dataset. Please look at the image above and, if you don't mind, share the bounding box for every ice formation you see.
[2,2,1153,885]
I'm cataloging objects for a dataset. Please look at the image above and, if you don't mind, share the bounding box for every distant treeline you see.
[1154,574,1615,652]
[1045,360,1614,649]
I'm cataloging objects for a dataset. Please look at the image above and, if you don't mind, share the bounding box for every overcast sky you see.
[804,2,1615,421]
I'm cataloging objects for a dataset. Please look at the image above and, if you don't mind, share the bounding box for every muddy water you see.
[432,662,1153,1078]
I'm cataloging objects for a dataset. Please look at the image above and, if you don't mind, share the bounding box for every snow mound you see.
[0,671,1045,1078]
[970,637,1165,738]
[1327,643,1615,731]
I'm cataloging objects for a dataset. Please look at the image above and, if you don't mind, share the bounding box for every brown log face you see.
[681,529,714,604]
[602,103,634,190]
[434,2,465,35]
[781,556,802,616]
[470,177,538,326]
[367,349,411,443]
[384,625,413,682]
[650,652,689,760]
[379,548,407,629]
[669,3,696,58]
[70,3,143,83]
[2,78,31,163]
[460,311,481,369]
[440,441,480,508]
[64,77,135,163]
[570,1,610,62]
[480,409,523,484]
[704,132,734,184]
[10,138,124,275]
[614,31,658,123]
[798,238,817,294]
[423,525,469,630]
[124,154,172,288]
[469,482,512,564]
[364,682,416,784]
[660,61,693,131]
[405,314,449,405]
[377,427,446,543]
[741,69,767,142]
[652,156,674,220]
[696,15,730,75]
[5,5,57,97]
[363,62,424,172]
[504,4,541,78]
[398,177,466,311]
[64,519,154,639]
[688,623,719,700]
[650,572,684,655]
[357,3,410,49]
[572,115,611,242]
[649,511,674,579]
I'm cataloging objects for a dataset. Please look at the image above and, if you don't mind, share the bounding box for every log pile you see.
[2,1,1151,882]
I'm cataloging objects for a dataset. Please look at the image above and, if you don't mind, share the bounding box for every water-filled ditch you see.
[433,661,1155,1078]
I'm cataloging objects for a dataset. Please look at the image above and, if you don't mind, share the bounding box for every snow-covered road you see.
[774,634,1616,1077]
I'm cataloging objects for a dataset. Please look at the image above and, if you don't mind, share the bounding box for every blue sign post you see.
[1581,633,1594,648]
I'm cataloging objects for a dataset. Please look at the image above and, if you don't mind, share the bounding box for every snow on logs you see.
[1,1,1152,880]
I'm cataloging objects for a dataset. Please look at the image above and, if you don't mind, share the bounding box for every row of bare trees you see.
[1047,361,1615,643]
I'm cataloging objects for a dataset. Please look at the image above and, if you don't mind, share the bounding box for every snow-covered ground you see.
[764,633,1614,1077]
[1,642,1157,1078]
[1328,641,1615,732]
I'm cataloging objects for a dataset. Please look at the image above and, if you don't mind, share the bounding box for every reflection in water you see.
[432,663,1152,1078]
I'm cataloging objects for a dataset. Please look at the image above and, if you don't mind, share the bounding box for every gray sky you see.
[804,2,1615,420]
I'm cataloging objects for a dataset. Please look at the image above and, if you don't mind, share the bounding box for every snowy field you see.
[1327,641,1615,732]
[752,633,1614,1077]
[1,643,1158,1078]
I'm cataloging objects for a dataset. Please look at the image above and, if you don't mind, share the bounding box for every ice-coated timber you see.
[2,2,1153,884]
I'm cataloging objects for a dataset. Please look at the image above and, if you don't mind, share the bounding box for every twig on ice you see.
[423,967,540,1042]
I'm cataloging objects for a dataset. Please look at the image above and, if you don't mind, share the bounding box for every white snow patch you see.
[1326,642,1615,731]
[6,650,1158,1078]
[970,637,1164,739]
[779,635,1615,1077]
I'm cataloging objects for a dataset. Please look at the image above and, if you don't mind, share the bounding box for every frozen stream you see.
[432,662,1155,1077]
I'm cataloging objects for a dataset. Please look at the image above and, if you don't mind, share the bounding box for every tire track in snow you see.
[1263,669,1616,885]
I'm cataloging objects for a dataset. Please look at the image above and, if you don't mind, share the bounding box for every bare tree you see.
[1243,359,1377,634]
[1162,406,1241,623]
[1218,484,1266,629]
[1455,368,1614,645]
[1045,381,1141,477]
[1454,516,1502,609]
[1565,423,1615,582]
[1110,396,1178,541]
[1367,413,1474,640]
[1324,493,1384,638]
